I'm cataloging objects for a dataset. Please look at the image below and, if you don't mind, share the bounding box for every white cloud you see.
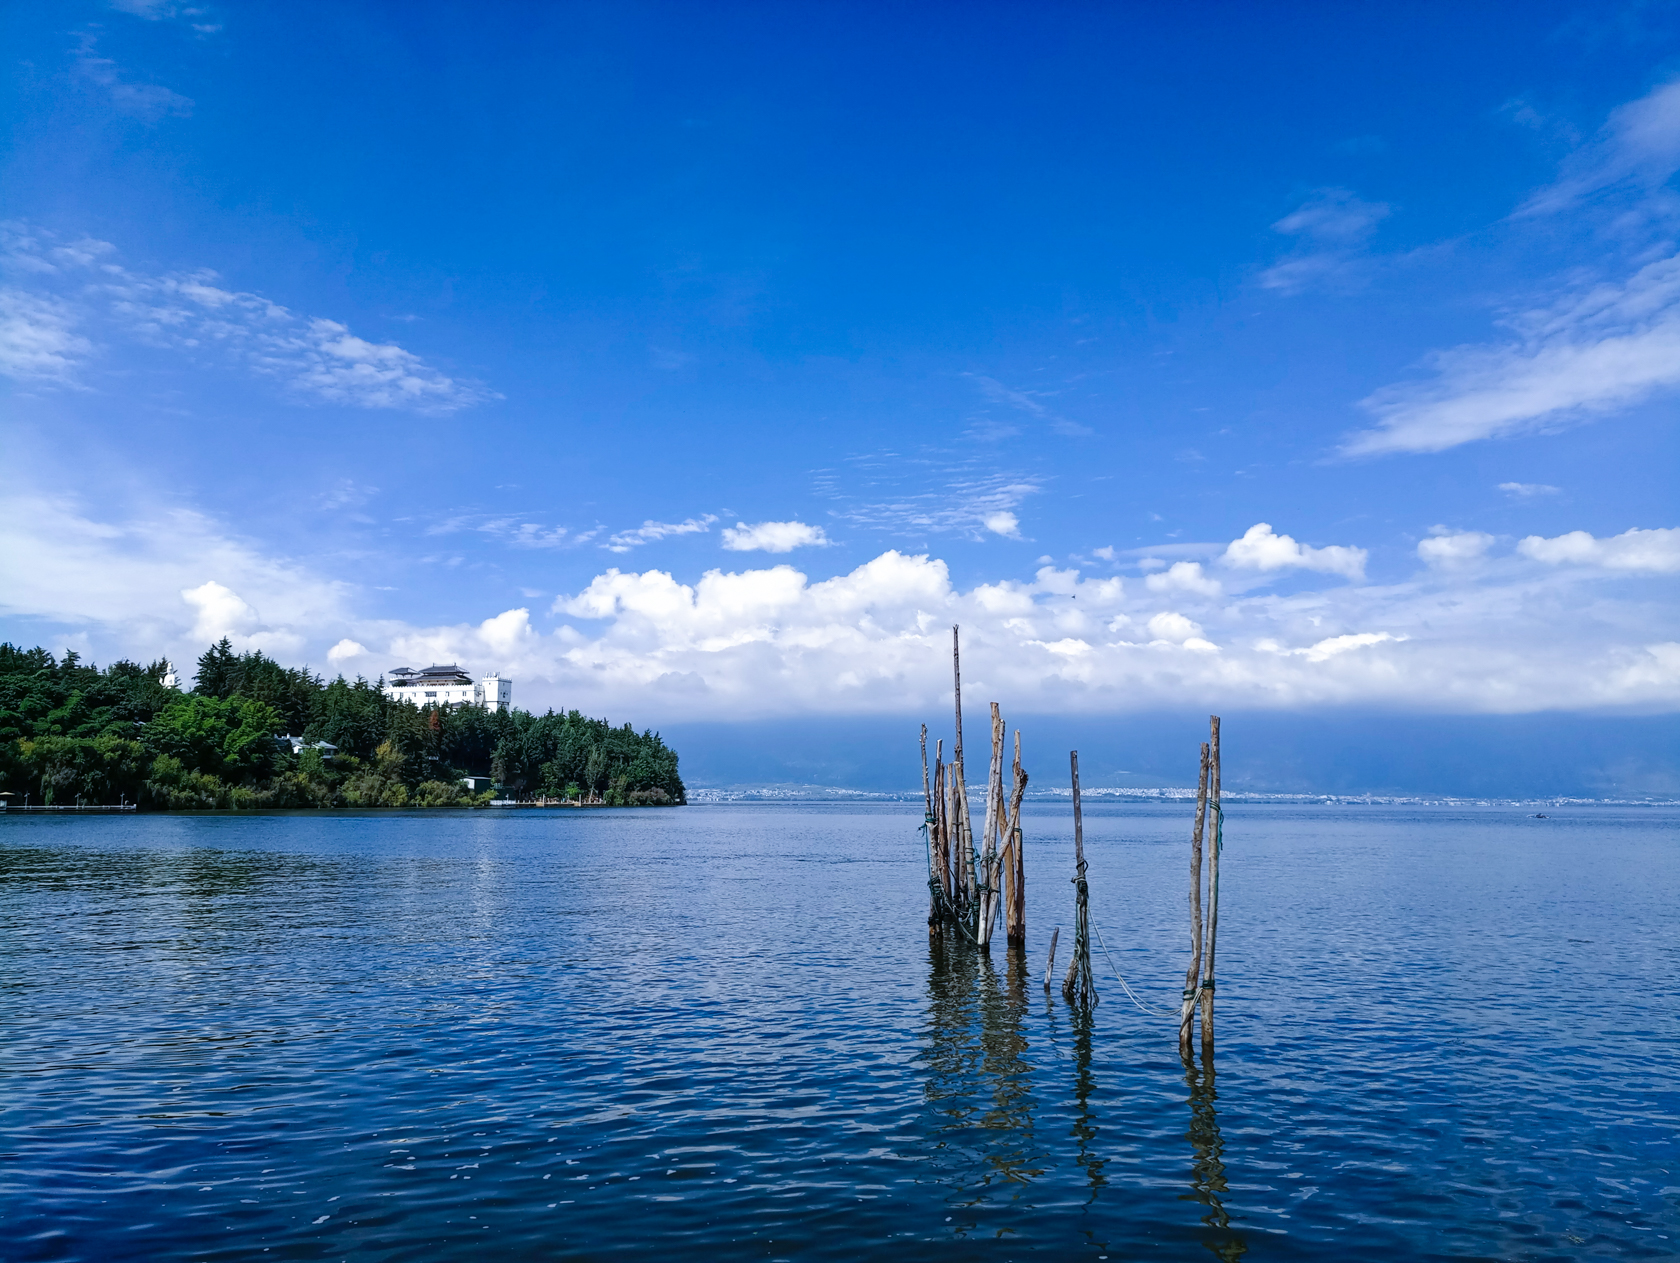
[327,638,368,665]
[1145,560,1222,596]
[1347,270,1680,454]
[1273,189,1391,241]
[1260,188,1390,294]
[182,579,261,642]
[970,375,1093,437]
[1519,79,1680,216]
[1302,631,1400,662]
[1146,612,1204,643]
[1346,82,1680,457]
[0,226,495,411]
[509,524,574,549]
[720,520,831,552]
[0,289,92,380]
[833,462,1041,542]
[983,511,1022,538]
[0,489,351,667]
[1517,526,1680,572]
[73,34,194,119]
[5,483,1677,717]
[1418,529,1494,567]
[1499,482,1560,498]
[605,515,718,553]
[1222,523,1367,580]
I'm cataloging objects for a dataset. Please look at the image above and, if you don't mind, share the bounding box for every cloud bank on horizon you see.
[0,2,1675,728]
[2,489,1673,720]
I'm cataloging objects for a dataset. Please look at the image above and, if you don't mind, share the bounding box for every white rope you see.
[1089,919,1182,1018]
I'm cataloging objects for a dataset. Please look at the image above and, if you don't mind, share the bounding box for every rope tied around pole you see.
[921,817,985,947]
[1062,855,1098,1010]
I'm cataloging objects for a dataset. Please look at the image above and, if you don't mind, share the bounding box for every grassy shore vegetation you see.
[0,640,686,810]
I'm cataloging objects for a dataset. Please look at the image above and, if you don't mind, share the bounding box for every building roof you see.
[387,663,474,684]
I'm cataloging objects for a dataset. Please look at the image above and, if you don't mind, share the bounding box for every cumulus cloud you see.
[1499,482,1560,498]
[1418,529,1494,568]
[0,224,495,411]
[1145,611,1204,643]
[720,520,831,552]
[1222,523,1367,579]
[327,638,368,665]
[1145,561,1222,596]
[983,511,1022,538]
[1517,526,1680,572]
[605,515,718,553]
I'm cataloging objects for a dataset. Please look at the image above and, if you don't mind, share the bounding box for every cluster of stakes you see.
[920,625,1225,1056]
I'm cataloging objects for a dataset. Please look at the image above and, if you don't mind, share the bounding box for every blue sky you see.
[2,1,1677,756]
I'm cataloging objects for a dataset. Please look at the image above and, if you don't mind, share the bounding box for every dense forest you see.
[0,639,685,810]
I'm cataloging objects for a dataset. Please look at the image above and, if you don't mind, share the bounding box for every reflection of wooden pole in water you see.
[1179,742,1210,1058]
[1043,925,1059,988]
[1200,716,1222,1051]
[1061,751,1097,1009]
[1069,1006,1105,1201]
[1185,1047,1245,1259]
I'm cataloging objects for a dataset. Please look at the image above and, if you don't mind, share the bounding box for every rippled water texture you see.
[2,802,1677,1260]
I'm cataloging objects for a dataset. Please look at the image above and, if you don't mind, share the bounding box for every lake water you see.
[2,802,1676,1261]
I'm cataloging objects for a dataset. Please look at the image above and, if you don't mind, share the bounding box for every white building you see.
[384,664,513,713]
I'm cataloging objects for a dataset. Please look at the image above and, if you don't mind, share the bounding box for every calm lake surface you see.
[2,801,1676,1261]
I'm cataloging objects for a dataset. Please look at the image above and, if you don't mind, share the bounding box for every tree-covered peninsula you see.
[0,640,685,810]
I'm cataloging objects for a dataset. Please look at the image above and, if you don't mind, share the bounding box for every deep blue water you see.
[1,802,1676,1261]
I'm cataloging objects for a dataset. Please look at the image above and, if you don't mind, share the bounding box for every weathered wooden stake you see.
[934,741,951,912]
[1043,925,1060,988]
[1200,716,1222,1050]
[1179,742,1210,1058]
[922,723,937,929]
[950,625,978,926]
[1061,750,1097,1009]
[1004,730,1028,947]
[977,702,1005,946]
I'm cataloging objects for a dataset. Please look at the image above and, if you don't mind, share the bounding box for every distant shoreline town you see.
[0,639,685,811]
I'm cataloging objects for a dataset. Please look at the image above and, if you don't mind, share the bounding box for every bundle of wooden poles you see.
[917,635,1228,1047]
[921,626,1028,948]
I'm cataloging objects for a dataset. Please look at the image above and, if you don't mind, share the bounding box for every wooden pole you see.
[977,703,1005,946]
[1179,741,1210,1058]
[995,719,1011,945]
[951,625,977,925]
[1004,730,1027,947]
[934,741,951,910]
[1200,717,1222,1050]
[1043,925,1059,988]
[1061,750,1097,1009]
[922,723,937,929]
